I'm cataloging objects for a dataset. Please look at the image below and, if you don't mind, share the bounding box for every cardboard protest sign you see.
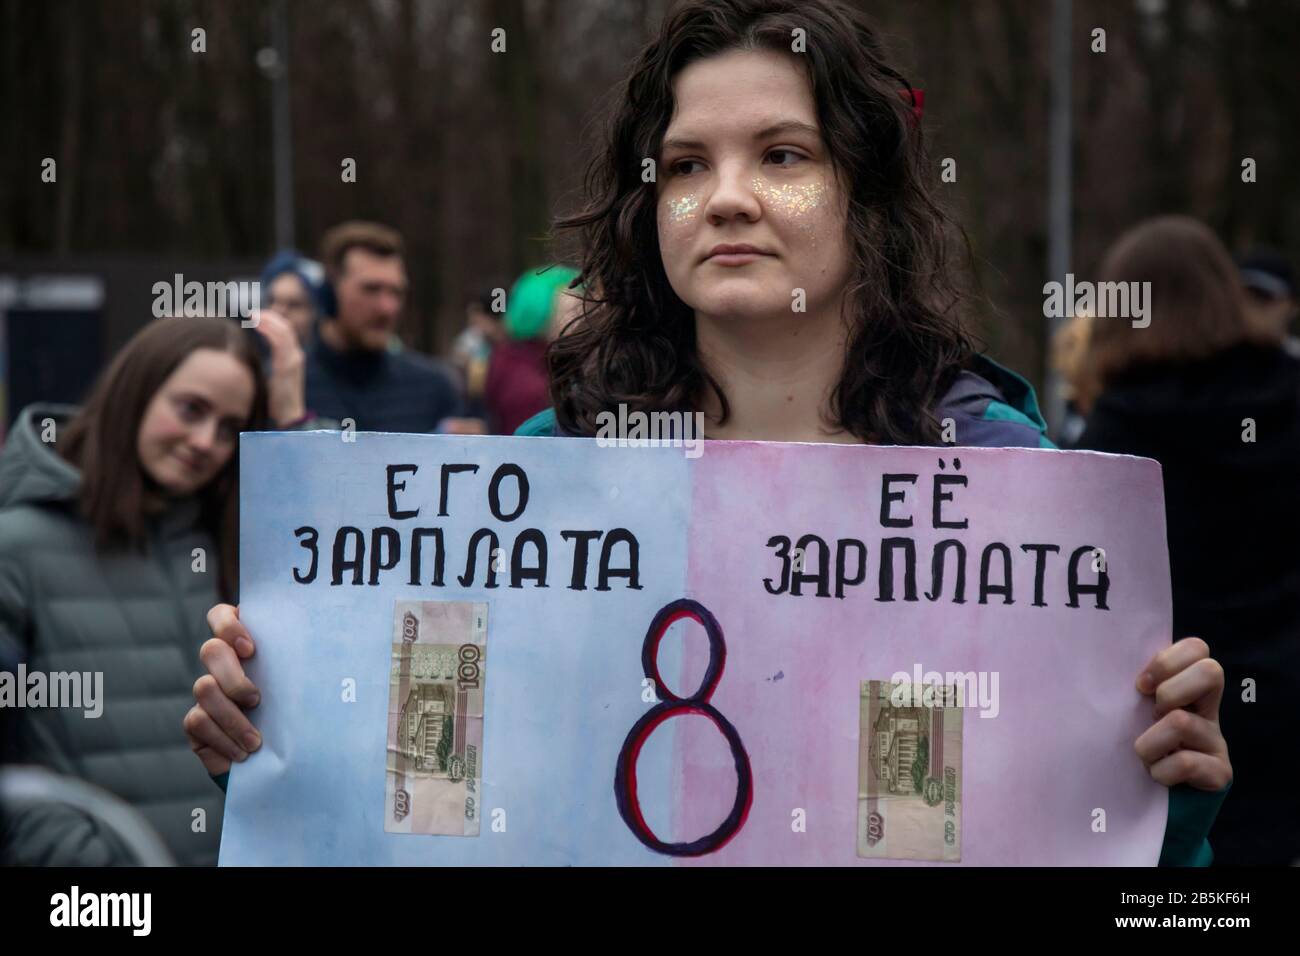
[219,432,1170,865]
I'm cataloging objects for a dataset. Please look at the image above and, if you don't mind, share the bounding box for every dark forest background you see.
[2,0,1297,386]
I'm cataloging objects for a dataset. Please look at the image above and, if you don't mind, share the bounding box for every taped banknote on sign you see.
[385,600,487,837]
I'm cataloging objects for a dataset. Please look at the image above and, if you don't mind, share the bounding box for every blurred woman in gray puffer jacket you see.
[0,316,276,865]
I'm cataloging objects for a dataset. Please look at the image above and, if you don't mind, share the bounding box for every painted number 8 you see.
[613,598,753,856]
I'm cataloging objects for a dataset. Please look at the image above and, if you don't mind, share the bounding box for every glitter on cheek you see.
[751,179,828,245]
[666,192,701,226]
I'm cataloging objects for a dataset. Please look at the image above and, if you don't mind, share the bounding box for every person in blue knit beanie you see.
[259,249,329,345]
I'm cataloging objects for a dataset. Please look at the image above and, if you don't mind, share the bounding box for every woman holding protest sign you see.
[187,0,1231,865]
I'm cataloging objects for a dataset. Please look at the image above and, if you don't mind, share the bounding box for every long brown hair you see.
[60,317,269,602]
[1074,216,1283,410]
[548,0,975,444]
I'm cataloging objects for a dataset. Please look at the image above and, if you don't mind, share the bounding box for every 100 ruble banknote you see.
[858,679,962,862]
[385,600,488,837]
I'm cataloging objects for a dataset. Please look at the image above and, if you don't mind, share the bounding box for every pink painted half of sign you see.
[668,442,1170,865]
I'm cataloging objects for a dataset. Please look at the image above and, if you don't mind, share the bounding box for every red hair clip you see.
[900,88,925,126]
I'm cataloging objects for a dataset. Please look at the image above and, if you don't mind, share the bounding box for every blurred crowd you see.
[1,213,1297,866]
[250,220,580,438]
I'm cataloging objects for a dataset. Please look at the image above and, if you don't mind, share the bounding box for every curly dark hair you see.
[548,0,977,444]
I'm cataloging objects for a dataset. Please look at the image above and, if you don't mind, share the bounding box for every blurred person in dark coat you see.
[1071,216,1300,865]
[305,222,462,433]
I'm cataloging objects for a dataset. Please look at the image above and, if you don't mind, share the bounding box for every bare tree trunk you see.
[490,0,548,276]
[54,0,82,255]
